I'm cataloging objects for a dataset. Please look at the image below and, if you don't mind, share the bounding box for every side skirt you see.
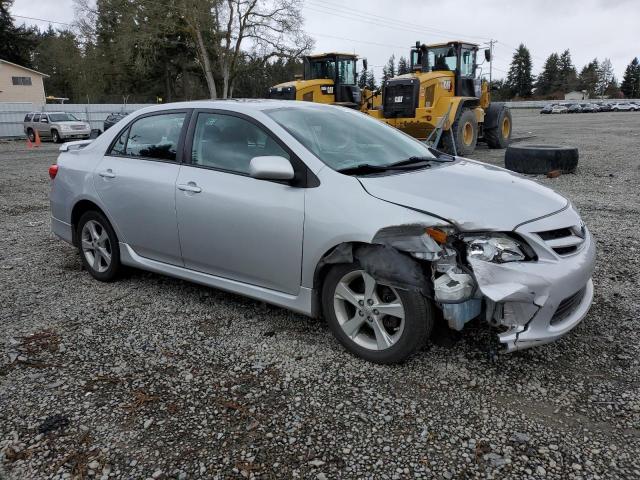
[119,243,316,317]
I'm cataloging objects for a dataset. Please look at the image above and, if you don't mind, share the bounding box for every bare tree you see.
[182,0,313,99]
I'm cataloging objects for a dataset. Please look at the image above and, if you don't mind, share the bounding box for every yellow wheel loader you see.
[366,41,512,156]
[268,53,367,108]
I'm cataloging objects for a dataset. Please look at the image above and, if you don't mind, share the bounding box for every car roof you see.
[127,99,343,117]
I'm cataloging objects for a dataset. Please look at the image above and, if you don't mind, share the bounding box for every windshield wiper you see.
[338,160,432,175]
[426,147,456,162]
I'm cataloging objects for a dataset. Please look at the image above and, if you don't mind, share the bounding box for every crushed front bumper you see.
[468,207,596,352]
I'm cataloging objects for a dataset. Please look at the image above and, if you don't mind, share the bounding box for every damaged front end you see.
[330,217,596,353]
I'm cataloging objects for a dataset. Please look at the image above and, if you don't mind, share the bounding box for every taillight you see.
[49,164,58,179]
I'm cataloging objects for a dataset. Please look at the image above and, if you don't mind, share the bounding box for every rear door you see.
[175,110,305,294]
[93,110,190,266]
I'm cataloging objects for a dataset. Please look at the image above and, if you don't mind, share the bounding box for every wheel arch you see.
[70,199,115,246]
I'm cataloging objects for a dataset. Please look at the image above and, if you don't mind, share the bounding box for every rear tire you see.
[443,108,478,156]
[484,107,513,149]
[27,128,35,142]
[322,263,433,364]
[77,211,121,282]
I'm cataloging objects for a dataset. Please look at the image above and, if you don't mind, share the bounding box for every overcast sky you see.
[10,0,639,81]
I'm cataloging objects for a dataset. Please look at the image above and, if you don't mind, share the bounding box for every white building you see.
[564,90,588,101]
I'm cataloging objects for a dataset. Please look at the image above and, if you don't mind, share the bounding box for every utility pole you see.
[488,39,496,86]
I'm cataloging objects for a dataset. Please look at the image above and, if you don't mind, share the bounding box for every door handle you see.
[177,182,202,193]
[99,169,116,178]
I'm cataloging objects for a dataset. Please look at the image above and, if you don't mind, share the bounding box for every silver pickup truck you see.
[24,112,91,143]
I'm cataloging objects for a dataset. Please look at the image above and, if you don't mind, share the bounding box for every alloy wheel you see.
[81,219,112,273]
[333,270,405,351]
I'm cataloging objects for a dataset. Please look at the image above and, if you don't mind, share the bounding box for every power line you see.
[12,14,73,27]
[305,0,491,43]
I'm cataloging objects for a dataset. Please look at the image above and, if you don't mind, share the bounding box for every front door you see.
[175,111,305,295]
[93,111,189,266]
[37,114,51,138]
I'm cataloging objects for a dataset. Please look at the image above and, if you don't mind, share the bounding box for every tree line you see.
[0,0,312,103]
[495,44,639,100]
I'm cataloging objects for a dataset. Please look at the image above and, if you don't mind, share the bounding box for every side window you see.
[110,127,129,155]
[24,113,33,122]
[191,113,289,174]
[123,112,186,161]
[40,114,49,123]
[32,114,40,122]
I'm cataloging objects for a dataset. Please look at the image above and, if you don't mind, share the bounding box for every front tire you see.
[444,108,478,156]
[52,129,62,143]
[322,263,433,364]
[77,211,121,282]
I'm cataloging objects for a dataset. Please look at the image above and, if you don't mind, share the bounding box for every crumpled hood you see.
[358,158,568,231]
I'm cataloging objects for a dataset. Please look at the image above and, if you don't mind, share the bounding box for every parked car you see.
[23,112,91,143]
[551,105,568,114]
[597,103,613,112]
[540,104,554,114]
[103,112,129,131]
[49,101,596,363]
[567,104,582,113]
[611,102,637,112]
[580,103,598,113]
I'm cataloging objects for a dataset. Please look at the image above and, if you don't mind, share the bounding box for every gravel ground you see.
[1,110,639,480]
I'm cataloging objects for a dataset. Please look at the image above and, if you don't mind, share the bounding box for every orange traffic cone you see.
[26,134,33,149]
[34,129,41,147]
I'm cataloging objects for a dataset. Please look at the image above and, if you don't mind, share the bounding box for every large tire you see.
[505,145,578,174]
[443,108,478,156]
[27,128,35,142]
[321,263,433,364]
[51,129,62,143]
[77,210,121,282]
[484,107,513,149]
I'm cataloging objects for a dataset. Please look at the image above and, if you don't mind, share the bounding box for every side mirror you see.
[484,49,491,62]
[41,118,49,123]
[249,156,294,181]
[362,58,368,70]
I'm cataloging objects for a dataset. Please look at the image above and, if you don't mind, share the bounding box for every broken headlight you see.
[464,234,529,263]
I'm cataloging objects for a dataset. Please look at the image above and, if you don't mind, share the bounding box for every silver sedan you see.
[49,100,595,363]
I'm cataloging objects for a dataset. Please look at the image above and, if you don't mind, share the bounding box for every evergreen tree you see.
[358,66,368,89]
[506,43,534,98]
[604,76,621,99]
[558,49,578,92]
[382,54,396,82]
[620,57,640,98]
[397,56,409,75]
[365,69,377,90]
[578,59,600,97]
[0,0,38,66]
[536,53,560,96]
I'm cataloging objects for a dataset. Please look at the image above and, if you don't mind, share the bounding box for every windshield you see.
[427,47,457,72]
[49,113,80,122]
[265,106,435,171]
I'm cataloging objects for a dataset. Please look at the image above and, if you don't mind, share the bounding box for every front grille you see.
[383,79,419,118]
[267,86,296,100]
[551,287,586,325]
[71,125,85,130]
[536,225,585,256]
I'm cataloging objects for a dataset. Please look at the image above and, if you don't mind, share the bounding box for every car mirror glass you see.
[249,156,294,181]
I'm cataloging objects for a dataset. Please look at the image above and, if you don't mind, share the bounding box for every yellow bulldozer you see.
[267,52,367,108]
[366,41,512,155]
[268,41,512,156]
